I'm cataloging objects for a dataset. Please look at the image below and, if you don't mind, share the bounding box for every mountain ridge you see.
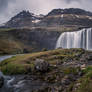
[47,8,92,16]
[1,8,92,28]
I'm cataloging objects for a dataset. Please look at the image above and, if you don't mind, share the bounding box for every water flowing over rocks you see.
[56,28,92,50]
[0,56,15,92]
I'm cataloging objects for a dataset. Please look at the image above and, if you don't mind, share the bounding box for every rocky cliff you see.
[0,28,60,55]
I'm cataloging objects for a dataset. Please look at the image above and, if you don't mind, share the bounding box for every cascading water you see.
[0,55,15,92]
[56,28,92,50]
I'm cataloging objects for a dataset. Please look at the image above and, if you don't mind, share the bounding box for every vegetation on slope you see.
[0,28,61,55]
[0,48,85,75]
[0,48,92,92]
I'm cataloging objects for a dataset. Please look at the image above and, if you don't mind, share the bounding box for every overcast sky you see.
[0,0,92,24]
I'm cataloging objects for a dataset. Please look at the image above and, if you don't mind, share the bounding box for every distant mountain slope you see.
[5,10,43,28]
[2,8,92,28]
[38,8,92,27]
[47,8,92,16]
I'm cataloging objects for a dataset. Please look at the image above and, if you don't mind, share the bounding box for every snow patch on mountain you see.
[61,14,64,18]
[32,19,41,23]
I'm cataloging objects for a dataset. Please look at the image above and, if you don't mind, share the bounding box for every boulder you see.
[0,75,4,88]
[35,59,49,72]
[81,64,86,70]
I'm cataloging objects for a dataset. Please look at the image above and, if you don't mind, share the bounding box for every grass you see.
[0,64,26,75]
[0,28,16,32]
[0,48,85,75]
[74,66,92,92]
[0,48,92,92]
[63,67,80,75]
[0,39,24,55]
[0,28,36,55]
[0,28,24,55]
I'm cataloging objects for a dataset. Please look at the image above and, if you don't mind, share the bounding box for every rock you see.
[87,54,92,60]
[57,47,62,49]
[81,64,86,70]
[35,59,49,72]
[61,76,71,85]
[0,75,4,88]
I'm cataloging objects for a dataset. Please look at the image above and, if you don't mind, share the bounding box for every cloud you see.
[0,0,92,24]
[0,0,9,12]
[64,0,80,3]
[0,0,15,13]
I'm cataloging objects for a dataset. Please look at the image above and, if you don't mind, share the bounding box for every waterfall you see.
[56,28,92,50]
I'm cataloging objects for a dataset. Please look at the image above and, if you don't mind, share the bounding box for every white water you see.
[0,54,24,92]
[0,55,14,76]
[0,55,15,92]
[0,55,14,62]
[56,28,92,50]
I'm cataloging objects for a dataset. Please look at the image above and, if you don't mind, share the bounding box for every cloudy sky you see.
[0,0,92,24]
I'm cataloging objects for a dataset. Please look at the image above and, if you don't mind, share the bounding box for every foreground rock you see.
[0,75,4,88]
[35,59,49,72]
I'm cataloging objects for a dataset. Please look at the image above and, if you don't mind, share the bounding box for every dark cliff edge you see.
[0,28,60,55]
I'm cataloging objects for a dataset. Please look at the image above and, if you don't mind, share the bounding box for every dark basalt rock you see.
[5,10,38,28]
[47,8,92,16]
[0,75,4,88]
[35,59,50,72]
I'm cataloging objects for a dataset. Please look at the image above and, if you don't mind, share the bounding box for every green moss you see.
[0,28,16,32]
[67,83,75,92]
[63,67,80,75]
[77,78,92,92]
[30,63,35,71]
[1,64,26,75]
[0,56,17,66]
[76,66,92,92]
[0,48,86,75]
[82,66,92,74]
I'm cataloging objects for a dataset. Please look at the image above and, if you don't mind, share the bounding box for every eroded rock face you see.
[35,59,50,72]
[0,28,60,55]
[0,75,4,88]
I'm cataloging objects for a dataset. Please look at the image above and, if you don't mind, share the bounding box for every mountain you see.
[47,8,92,16]
[1,8,92,54]
[38,8,92,27]
[5,10,43,28]
[3,8,92,28]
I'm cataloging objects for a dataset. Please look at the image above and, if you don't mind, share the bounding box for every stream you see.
[0,55,15,92]
[0,55,49,92]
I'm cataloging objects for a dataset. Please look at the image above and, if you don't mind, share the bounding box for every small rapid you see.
[0,55,15,92]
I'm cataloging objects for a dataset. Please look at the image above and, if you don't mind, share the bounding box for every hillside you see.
[0,28,60,55]
[5,10,43,28]
[0,48,92,92]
